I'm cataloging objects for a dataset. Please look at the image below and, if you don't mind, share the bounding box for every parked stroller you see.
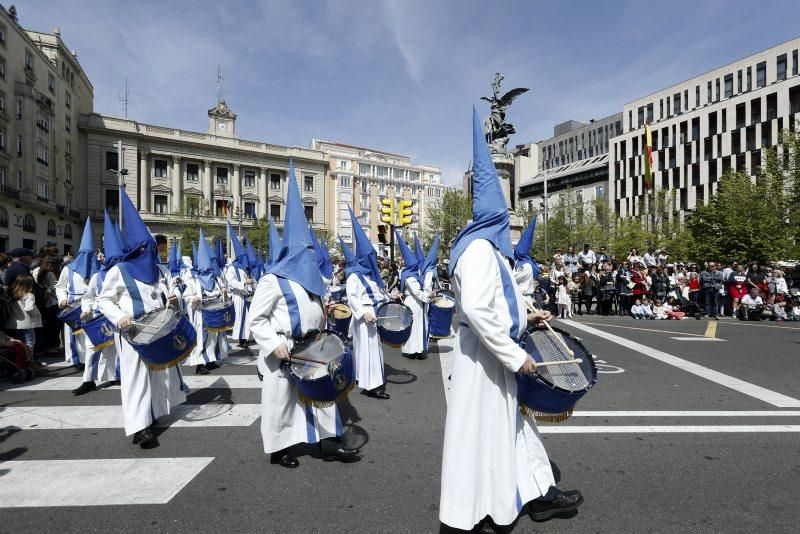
[0,341,36,384]
[667,286,703,319]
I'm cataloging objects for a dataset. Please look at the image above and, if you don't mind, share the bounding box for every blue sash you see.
[117,264,146,319]
[355,273,380,307]
[495,253,523,341]
[68,273,75,304]
[277,277,303,339]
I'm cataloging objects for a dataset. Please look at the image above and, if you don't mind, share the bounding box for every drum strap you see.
[117,264,146,319]
[68,273,75,303]
[277,277,303,339]
[495,253,524,342]
[355,273,380,307]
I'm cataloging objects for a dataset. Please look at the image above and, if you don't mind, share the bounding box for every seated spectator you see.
[789,299,800,321]
[771,300,789,322]
[665,297,687,320]
[631,298,654,320]
[739,287,765,321]
[652,299,668,320]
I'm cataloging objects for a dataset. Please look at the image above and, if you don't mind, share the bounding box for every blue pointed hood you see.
[514,218,540,279]
[211,238,224,277]
[67,217,100,280]
[191,242,198,275]
[310,227,333,280]
[196,229,216,292]
[348,205,384,289]
[99,211,125,286]
[227,220,249,271]
[246,240,258,275]
[119,189,160,284]
[268,159,327,297]
[413,232,425,267]
[167,238,182,277]
[114,222,128,254]
[422,233,440,275]
[268,217,282,266]
[339,235,365,280]
[396,230,421,291]
[448,107,513,276]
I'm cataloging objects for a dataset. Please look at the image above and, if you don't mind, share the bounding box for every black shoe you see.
[417,352,428,360]
[195,364,209,375]
[270,451,299,468]
[72,381,96,396]
[132,428,158,449]
[257,370,263,381]
[528,488,584,521]
[73,363,85,372]
[367,388,390,399]
[322,447,360,463]
[206,361,219,370]
[108,379,121,386]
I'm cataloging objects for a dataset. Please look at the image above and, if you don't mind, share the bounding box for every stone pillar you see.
[203,159,213,215]
[259,167,268,217]
[140,151,150,212]
[233,164,241,216]
[171,155,182,213]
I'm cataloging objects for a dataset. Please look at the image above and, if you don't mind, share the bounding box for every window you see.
[243,170,256,187]
[392,168,404,180]
[751,98,761,124]
[304,206,314,221]
[777,54,787,81]
[0,127,4,152]
[794,50,799,76]
[185,196,201,216]
[244,201,257,219]
[360,179,368,193]
[269,203,281,221]
[36,113,49,132]
[16,170,22,188]
[0,57,5,79]
[376,166,388,178]
[65,141,71,156]
[756,61,766,88]
[186,163,199,181]
[707,80,712,103]
[15,97,22,119]
[0,91,4,112]
[14,134,20,155]
[0,24,5,45]
[271,173,282,189]
[659,99,663,119]
[105,151,118,171]
[724,74,733,98]
[304,175,314,192]
[48,74,55,93]
[65,166,71,183]
[65,115,71,132]
[338,175,351,188]
[105,189,119,211]
[695,85,700,108]
[36,145,49,165]
[154,159,168,178]
[65,92,71,107]
[637,106,644,127]
[23,213,36,233]
[737,70,743,93]
[337,159,350,171]
[24,50,33,71]
[215,199,230,217]
[408,171,420,182]
[33,176,44,200]
[63,224,72,239]
[747,66,752,91]
[359,163,371,175]
[715,78,720,101]
[47,219,56,237]
[65,190,72,208]
[0,164,5,185]
[153,195,168,214]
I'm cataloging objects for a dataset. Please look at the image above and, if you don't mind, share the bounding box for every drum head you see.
[522,327,596,393]
[376,302,412,331]
[432,296,455,309]
[127,308,182,344]
[290,331,346,380]
[332,304,351,319]
[204,298,231,311]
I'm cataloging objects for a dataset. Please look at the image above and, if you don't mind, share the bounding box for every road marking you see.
[704,321,717,338]
[0,404,261,430]
[566,321,707,337]
[1,374,261,392]
[562,319,800,408]
[717,321,800,331]
[539,425,800,433]
[669,337,725,341]
[571,411,800,417]
[0,458,214,507]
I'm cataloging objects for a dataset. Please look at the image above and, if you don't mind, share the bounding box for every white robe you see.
[55,268,89,365]
[345,273,386,391]
[440,239,555,530]
[249,274,341,453]
[401,277,428,355]
[514,262,536,310]
[80,272,119,383]
[97,265,187,436]
[224,264,252,341]
[182,277,228,366]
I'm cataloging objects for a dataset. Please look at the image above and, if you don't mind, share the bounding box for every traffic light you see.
[377,224,390,244]
[397,199,413,226]
[380,198,394,224]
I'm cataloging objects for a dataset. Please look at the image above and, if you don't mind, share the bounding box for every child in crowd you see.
[556,275,572,319]
[4,275,43,354]
[568,274,580,316]
[630,298,654,320]
[652,299,668,319]
[665,297,687,319]
[790,299,800,321]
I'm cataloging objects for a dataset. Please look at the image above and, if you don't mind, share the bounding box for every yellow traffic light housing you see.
[380,198,394,224]
[397,199,413,226]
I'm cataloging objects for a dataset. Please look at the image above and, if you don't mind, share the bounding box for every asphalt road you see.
[2,316,800,533]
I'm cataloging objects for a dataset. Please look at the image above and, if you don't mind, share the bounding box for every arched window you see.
[47,219,56,237]
[23,213,36,233]
[0,206,8,228]
[64,223,73,239]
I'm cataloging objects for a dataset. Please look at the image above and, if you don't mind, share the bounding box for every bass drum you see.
[428,292,455,338]
[375,301,413,347]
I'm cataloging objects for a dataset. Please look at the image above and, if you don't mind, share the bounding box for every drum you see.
[329,303,352,339]
[329,285,345,302]
[428,292,455,338]
[201,297,235,333]
[285,329,355,407]
[82,313,116,351]
[375,301,413,347]
[58,301,84,332]
[123,306,197,370]
[516,326,597,422]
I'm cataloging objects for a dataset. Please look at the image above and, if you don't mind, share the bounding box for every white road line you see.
[0,458,214,507]
[1,374,261,392]
[669,336,725,341]
[571,411,800,417]
[434,337,455,405]
[0,404,261,430]
[562,319,800,408]
[539,425,800,433]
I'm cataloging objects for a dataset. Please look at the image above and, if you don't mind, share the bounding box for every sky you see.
[17,0,800,186]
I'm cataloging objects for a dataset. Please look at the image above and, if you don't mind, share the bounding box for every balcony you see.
[0,183,20,199]
[68,209,81,219]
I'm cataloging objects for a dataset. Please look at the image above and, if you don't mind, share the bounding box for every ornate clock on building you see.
[217,121,229,133]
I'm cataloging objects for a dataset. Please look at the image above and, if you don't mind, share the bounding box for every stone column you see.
[233,163,242,216]
[259,167,268,217]
[171,155,182,213]
[140,151,150,212]
[203,159,213,215]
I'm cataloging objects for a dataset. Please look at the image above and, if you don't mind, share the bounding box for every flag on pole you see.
[643,122,654,190]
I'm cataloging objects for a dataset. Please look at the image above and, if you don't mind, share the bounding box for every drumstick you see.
[130,321,160,330]
[526,302,575,357]
[532,358,583,368]
[289,355,329,366]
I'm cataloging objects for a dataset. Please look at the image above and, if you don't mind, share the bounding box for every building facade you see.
[80,101,328,248]
[611,37,800,217]
[310,139,443,256]
[0,5,93,254]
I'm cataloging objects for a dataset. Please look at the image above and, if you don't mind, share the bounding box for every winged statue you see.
[481,73,529,155]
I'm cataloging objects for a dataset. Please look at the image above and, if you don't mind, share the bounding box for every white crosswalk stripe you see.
[1,373,261,391]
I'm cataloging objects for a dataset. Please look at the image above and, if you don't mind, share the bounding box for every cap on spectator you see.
[9,247,34,258]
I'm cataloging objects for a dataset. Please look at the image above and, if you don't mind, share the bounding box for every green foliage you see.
[247,216,271,256]
[421,189,472,257]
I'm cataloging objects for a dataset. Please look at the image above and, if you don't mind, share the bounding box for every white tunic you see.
[249,274,341,453]
[79,271,119,383]
[55,268,89,364]
[514,262,536,310]
[345,273,387,391]
[224,264,252,341]
[97,265,187,436]
[401,277,428,355]
[182,277,228,366]
[440,239,555,530]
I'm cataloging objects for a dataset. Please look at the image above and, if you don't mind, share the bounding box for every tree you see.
[422,189,472,258]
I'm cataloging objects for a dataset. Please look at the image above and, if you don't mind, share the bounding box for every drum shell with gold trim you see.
[329,303,352,339]
[57,301,84,332]
[201,298,235,333]
[428,292,455,338]
[375,301,413,347]
[82,313,116,351]
[123,307,197,370]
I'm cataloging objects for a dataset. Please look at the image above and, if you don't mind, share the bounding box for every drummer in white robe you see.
[183,229,228,374]
[395,231,429,359]
[341,206,389,399]
[73,212,125,395]
[225,221,253,348]
[98,190,187,449]
[439,109,582,531]
[250,160,358,468]
[513,217,541,311]
[55,217,97,367]
[420,234,441,348]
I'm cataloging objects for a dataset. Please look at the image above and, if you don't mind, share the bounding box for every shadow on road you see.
[384,363,417,386]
